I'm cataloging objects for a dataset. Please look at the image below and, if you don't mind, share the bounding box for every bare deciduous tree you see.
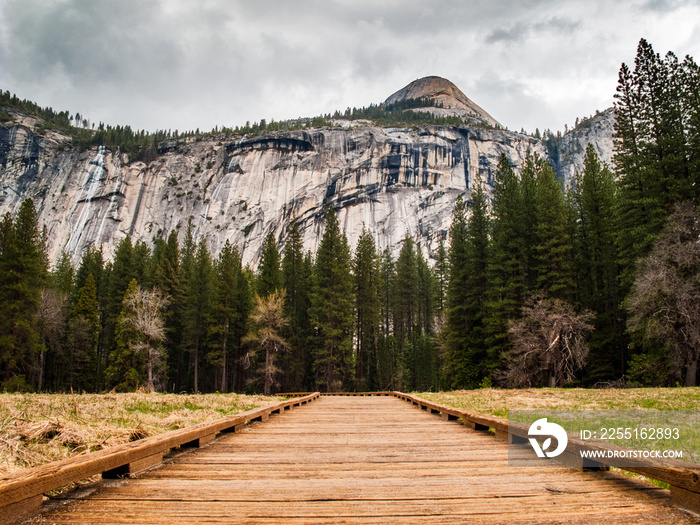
[123,286,169,392]
[37,289,68,392]
[502,295,594,388]
[627,201,700,386]
[243,291,289,395]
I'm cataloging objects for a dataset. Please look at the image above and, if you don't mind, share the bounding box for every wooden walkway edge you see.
[11,394,699,524]
[0,393,319,524]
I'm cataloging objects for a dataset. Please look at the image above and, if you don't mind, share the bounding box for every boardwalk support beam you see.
[103,452,164,478]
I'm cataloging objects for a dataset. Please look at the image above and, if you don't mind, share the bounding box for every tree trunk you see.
[146,350,154,392]
[326,346,333,393]
[193,335,199,394]
[685,357,698,387]
[221,318,229,393]
[38,347,45,394]
[264,346,272,396]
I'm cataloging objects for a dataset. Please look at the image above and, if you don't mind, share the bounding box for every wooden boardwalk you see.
[32,396,696,524]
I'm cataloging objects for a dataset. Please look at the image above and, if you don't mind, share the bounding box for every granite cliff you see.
[0,77,614,266]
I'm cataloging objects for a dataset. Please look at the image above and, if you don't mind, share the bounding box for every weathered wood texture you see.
[395,391,700,515]
[1,393,319,525]
[31,396,696,524]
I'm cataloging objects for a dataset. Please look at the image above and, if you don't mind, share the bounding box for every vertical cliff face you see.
[549,108,616,184]
[0,119,546,266]
[0,78,615,266]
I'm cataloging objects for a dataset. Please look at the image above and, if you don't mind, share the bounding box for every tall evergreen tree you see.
[72,247,104,306]
[281,220,312,391]
[106,279,142,391]
[486,155,525,370]
[0,200,47,390]
[376,248,396,390]
[257,232,283,298]
[520,156,540,291]
[613,39,699,292]
[68,273,100,391]
[353,226,380,391]
[101,236,136,389]
[463,181,491,384]
[311,209,353,392]
[208,241,242,392]
[572,145,626,380]
[433,238,448,317]
[534,159,574,301]
[183,239,213,392]
[51,251,75,295]
[131,240,152,288]
[444,195,470,387]
[393,234,419,389]
[153,230,185,391]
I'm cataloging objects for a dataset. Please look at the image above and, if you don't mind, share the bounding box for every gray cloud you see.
[1,0,699,134]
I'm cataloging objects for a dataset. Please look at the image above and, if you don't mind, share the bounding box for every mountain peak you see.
[384,76,500,127]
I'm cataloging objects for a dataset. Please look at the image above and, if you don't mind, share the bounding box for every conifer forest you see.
[1,39,699,394]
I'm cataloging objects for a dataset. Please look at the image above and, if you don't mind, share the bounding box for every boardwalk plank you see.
[32,396,696,524]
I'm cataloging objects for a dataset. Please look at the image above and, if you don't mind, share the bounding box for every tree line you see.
[0,38,698,393]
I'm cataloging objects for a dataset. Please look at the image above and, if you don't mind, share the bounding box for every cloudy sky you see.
[1,0,700,134]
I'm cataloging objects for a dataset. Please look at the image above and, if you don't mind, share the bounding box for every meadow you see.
[416,388,700,417]
[0,392,279,475]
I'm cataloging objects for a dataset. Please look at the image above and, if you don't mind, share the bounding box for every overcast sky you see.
[2,0,700,134]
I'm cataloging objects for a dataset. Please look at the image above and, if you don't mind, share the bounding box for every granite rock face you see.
[385,76,501,128]
[0,79,615,267]
[0,119,547,266]
[550,108,616,184]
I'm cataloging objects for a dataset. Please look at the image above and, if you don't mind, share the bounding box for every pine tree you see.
[0,200,47,390]
[572,145,625,380]
[154,230,185,391]
[72,247,104,307]
[230,267,253,392]
[281,220,311,391]
[311,209,354,392]
[415,251,437,390]
[520,155,540,291]
[433,238,448,317]
[613,39,696,292]
[486,155,525,368]
[393,234,419,388]
[257,232,283,298]
[534,159,574,301]
[132,240,152,288]
[463,181,491,384]
[183,239,213,393]
[444,195,470,387]
[101,236,135,389]
[377,248,396,389]
[353,226,380,391]
[68,273,100,391]
[51,251,75,295]
[208,241,242,392]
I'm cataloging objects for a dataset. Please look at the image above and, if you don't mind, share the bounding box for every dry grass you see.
[418,388,700,486]
[416,387,700,418]
[0,392,279,475]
